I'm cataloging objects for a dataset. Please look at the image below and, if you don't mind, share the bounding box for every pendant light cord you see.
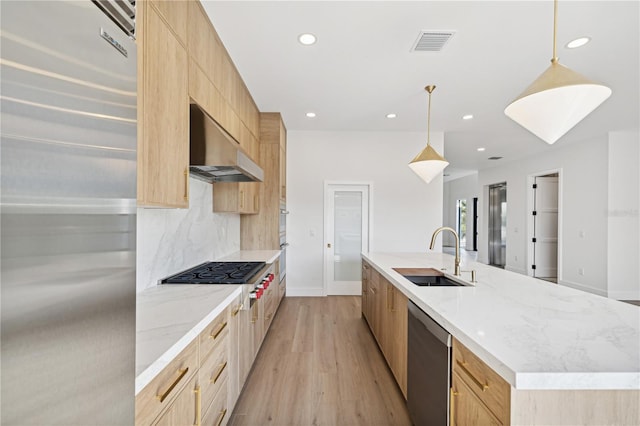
[425,85,435,146]
[552,0,558,63]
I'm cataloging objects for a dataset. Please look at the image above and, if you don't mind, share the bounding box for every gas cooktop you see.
[160,261,266,284]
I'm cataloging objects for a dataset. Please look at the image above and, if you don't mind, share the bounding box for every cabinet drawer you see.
[202,377,229,426]
[136,340,198,424]
[453,339,510,424]
[452,372,502,426]
[200,307,229,360]
[199,332,228,413]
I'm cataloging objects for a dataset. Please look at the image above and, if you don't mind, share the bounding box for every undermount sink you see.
[392,267,468,287]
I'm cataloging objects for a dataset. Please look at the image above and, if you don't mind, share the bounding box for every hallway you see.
[229,296,411,426]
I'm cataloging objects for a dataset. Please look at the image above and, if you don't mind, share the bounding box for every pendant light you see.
[409,85,449,184]
[504,0,611,145]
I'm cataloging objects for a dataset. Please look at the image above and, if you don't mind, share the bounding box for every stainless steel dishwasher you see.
[407,300,452,425]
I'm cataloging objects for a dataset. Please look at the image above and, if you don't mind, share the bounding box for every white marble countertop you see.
[135,250,281,395]
[363,252,640,391]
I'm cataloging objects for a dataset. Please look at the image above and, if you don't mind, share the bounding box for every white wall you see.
[443,173,478,250]
[287,130,444,296]
[607,131,640,300]
[478,135,610,296]
[136,177,240,292]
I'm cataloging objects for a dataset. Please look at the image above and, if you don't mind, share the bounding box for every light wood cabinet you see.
[451,373,501,426]
[137,1,190,208]
[227,296,242,413]
[213,182,260,214]
[152,375,199,426]
[361,260,408,398]
[136,340,198,424]
[240,113,287,249]
[452,339,510,425]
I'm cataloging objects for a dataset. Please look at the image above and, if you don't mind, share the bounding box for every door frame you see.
[527,168,563,281]
[323,181,373,296]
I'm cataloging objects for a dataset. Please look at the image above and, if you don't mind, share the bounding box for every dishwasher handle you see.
[408,301,451,347]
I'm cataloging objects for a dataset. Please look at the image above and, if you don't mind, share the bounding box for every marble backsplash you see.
[136,177,240,292]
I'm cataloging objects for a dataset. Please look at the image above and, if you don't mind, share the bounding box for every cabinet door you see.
[227,297,242,411]
[238,306,253,387]
[138,3,189,207]
[212,182,259,214]
[451,372,502,426]
[153,376,199,426]
[361,262,370,320]
[389,285,408,398]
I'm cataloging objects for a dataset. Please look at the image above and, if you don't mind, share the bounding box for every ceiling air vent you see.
[488,156,503,160]
[411,31,455,52]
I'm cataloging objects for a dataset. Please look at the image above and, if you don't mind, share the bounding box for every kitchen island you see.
[363,252,639,424]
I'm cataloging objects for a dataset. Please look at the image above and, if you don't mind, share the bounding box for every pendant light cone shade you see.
[505,60,611,144]
[409,85,449,184]
[505,0,611,145]
[409,144,449,183]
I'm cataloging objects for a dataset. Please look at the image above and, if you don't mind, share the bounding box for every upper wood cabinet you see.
[213,182,260,215]
[240,113,287,250]
[138,0,263,208]
[137,0,190,208]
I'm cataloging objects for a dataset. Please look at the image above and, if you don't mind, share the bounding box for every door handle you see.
[327,243,331,248]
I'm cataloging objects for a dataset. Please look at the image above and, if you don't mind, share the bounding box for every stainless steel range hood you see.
[189,104,264,183]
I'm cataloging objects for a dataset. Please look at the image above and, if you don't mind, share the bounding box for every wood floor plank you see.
[229,296,411,426]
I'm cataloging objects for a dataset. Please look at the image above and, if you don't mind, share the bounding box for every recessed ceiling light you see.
[462,114,474,120]
[477,147,486,152]
[386,113,397,119]
[298,33,317,45]
[305,112,316,118]
[566,37,591,49]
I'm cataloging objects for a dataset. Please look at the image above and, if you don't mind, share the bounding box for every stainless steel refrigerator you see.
[1,1,137,424]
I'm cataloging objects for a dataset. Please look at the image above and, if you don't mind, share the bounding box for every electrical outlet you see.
[514,255,518,262]
[578,268,585,276]
[579,230,585,238]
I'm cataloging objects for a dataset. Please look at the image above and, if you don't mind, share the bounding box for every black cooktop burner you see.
[161,261,266,284]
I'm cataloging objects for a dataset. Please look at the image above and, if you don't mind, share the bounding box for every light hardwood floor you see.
[229,296,411,426]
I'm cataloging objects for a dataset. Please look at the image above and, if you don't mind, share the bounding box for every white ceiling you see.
[202,1,639,179]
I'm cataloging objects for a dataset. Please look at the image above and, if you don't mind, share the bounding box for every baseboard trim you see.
[286,287,325,297]
[505,265,527,275]
[607,290,640,301]
[559,279,607,297]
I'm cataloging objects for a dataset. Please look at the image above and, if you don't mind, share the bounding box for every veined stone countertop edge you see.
[135,250,281,395]
[362,251,640,391]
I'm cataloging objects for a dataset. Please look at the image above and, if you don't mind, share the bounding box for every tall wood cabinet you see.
[137,0,190,208]
[240,113,287,249]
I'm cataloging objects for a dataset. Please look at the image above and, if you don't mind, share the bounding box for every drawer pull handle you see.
[210,322,227,340]
[216,408,227,426]
[456,360,489,392]
[157,367,189,403]
[450,388,458,422]
[211,361,227,384]
[194,385,201,426]
[231,303,243,317]
[183,168,189,201]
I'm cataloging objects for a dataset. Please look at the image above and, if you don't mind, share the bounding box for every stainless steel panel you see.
[488,183,507,268]
[1,1,136,424]
[407,300,451,426]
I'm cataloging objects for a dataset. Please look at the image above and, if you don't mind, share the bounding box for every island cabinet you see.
[137,0,190,208]
[451,339,510,425]
[361,260,408,398]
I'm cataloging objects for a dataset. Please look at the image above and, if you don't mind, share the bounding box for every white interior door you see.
[533,176,559,279]
[324,184,370,295]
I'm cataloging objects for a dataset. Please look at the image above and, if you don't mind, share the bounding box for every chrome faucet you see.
[429,226,460,276]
